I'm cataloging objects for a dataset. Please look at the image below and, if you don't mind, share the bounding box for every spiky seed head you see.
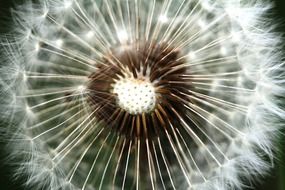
[0,0,284,190]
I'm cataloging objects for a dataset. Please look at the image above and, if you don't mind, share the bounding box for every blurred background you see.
[0,0,284,189]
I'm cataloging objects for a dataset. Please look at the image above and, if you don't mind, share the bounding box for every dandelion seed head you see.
[1,0,284,190]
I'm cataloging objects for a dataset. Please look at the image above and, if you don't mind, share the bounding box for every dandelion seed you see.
[1,0,284,190]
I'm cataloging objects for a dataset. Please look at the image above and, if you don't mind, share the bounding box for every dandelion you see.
[1,0,284,190]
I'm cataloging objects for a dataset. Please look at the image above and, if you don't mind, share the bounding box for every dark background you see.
[0,0,284,189]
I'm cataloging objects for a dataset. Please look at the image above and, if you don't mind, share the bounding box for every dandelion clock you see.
[1,0,284,189]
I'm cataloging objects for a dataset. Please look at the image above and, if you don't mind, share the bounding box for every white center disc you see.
[113,78,156,114]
